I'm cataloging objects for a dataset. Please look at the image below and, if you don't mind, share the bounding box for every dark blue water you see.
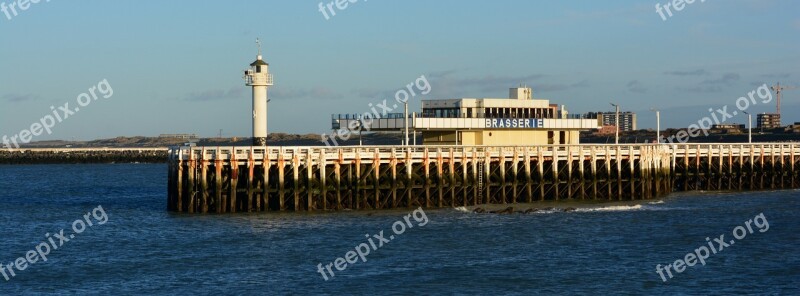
[0,164,798,295]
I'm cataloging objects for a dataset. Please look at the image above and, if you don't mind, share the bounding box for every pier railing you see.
[170,144,658,161]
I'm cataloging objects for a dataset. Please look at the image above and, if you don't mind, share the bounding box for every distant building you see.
[756,113,781,129]
[594,125,618,135]
[710,124,745,134]
[159,134,199,140]
[584,111,637,132]
[788,122,800,133]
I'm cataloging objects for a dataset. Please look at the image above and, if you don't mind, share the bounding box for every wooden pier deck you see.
[167,143,799,213]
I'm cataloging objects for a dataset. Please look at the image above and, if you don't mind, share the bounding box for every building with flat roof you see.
[585,112,637,132]
[330,86,599,145]
[757,113,781,129]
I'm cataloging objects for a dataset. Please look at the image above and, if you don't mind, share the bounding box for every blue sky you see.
[1,0,798,140]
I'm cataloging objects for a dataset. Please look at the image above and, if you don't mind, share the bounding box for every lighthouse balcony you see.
[244,73,274,86]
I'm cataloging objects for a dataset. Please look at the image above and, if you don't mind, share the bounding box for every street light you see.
[358,118,363,146]
[650,108,660,144]
[610,102,620,144]
[412,112,417,146]
[404,102,409,146]
[743,111,752,143]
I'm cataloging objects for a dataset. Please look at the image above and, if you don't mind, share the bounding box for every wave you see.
[531,208,561,214]
[453,206,470,213]
[454,202,675,215]
[577,204,643,212]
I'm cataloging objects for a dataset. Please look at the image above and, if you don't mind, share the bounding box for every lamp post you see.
[650,108,660,144]
[404,102,409,146]
[743,111,752,143]
[358,118,363,146]
[610,103,620,144]
[412,112,417,146]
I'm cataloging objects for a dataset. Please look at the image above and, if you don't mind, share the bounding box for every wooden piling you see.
[230,150,239,213]
[176,150,183,212]
[320,149,327,210]
[248,147,255,212]
[264,149,271,211]
[215,148,223,213]
[524,148,532,203]
[278,149,285,211]
[187,149,195,214]
[307,149,314,211]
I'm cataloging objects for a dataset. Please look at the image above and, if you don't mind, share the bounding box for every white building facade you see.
[332,87,599,145]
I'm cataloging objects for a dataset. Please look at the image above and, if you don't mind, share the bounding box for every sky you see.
[1,0,799,141]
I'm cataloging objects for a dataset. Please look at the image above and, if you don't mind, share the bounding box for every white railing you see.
[169,143,800,162]
[244,74,273,86]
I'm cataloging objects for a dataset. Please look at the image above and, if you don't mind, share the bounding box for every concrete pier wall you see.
[0,148,168,164]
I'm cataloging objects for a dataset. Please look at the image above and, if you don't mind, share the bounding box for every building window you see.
[420,108,461,118]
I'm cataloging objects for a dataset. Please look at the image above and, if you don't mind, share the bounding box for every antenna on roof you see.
[255,38,262,56]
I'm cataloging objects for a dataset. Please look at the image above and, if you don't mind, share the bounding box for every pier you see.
[0,148,168,164]
[166,143,800,213]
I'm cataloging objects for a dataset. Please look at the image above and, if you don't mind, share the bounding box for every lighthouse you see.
[244,39,273,146]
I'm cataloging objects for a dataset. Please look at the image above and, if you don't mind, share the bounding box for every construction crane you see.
[770,82,797,115]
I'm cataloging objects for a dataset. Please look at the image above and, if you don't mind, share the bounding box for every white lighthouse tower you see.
[244,39,274,146]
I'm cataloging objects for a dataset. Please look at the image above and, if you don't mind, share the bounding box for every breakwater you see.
[166,143,800,213]
[0,148,168,164]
